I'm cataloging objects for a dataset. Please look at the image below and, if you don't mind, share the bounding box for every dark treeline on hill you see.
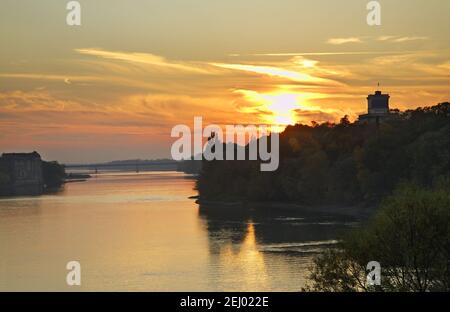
[197,102,450,207]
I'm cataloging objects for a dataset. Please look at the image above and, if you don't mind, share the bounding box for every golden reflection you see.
[218,222,269,289]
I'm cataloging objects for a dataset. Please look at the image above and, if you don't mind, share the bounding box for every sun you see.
[235,89,326,129]
[263,93,299,126]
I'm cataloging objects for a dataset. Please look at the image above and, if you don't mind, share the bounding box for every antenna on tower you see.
[377,82,380,90]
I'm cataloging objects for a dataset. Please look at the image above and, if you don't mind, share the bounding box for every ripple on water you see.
[259,240,340,255]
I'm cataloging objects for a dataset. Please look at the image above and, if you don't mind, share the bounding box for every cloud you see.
[377,36,398,42]
[393,36,429,43]
[327,37,362,45]
[0,73,100,83]
[377,36,429,43]
[76,48,209,74]
[292,56,319,68]
[232,88,344,126]
[210,62,341,86]
[2,46,449,162]
[240,51,415,57]
[0,90,78,111]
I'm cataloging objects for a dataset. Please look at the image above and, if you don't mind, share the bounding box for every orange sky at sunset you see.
[1,1,449,163]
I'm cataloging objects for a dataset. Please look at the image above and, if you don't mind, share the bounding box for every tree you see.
[306,183,450,292]
[197,103,450,206]
[42,161,66,188]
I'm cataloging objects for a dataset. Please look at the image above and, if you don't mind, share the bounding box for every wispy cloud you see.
[247,51,406,57]
[76,48,209,74]
[377,35,398,42]
[2,46,449,163]
[377,36,429,43]
[0,73,100,83]
[393,36,429,43]
[327,37,363,45]
[210,63,341,86]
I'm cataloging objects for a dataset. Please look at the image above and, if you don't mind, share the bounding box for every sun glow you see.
[211,63,325,83]
[264,93,300,125]
[236,89,323,128]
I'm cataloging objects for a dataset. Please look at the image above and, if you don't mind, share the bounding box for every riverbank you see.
[195,198,375,220]
[65,173,92,183]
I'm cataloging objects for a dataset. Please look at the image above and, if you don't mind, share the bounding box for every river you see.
[0,171,358,291]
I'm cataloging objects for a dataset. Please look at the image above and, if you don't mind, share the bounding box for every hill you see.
[197,102,450,209]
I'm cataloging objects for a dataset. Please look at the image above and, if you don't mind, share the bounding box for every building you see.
[358,89,391,124]
[0,152,44,196]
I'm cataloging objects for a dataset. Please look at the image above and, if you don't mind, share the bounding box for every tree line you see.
[197,102,450,207]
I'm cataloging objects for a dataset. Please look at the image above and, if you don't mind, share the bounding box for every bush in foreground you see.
[306,183,450,292]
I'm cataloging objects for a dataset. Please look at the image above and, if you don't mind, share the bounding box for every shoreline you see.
[195,198,375,220]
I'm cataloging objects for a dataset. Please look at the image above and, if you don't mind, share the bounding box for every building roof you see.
[1,152,41,159]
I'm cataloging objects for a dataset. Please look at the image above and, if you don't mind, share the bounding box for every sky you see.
[1,0,449,163]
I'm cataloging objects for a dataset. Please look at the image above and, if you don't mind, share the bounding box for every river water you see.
[0,171,357,291]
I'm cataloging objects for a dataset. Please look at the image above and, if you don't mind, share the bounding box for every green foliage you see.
[197,102,450,205]
[306,183,450,292]
[42,161,66,188]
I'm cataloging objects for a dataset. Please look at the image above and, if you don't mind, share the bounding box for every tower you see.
[367,87,390,115]
[358,84,391,124]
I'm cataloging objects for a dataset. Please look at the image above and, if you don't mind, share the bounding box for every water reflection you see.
[0,172,358,291]
[199,204,357,254]
[199,204,358,291]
